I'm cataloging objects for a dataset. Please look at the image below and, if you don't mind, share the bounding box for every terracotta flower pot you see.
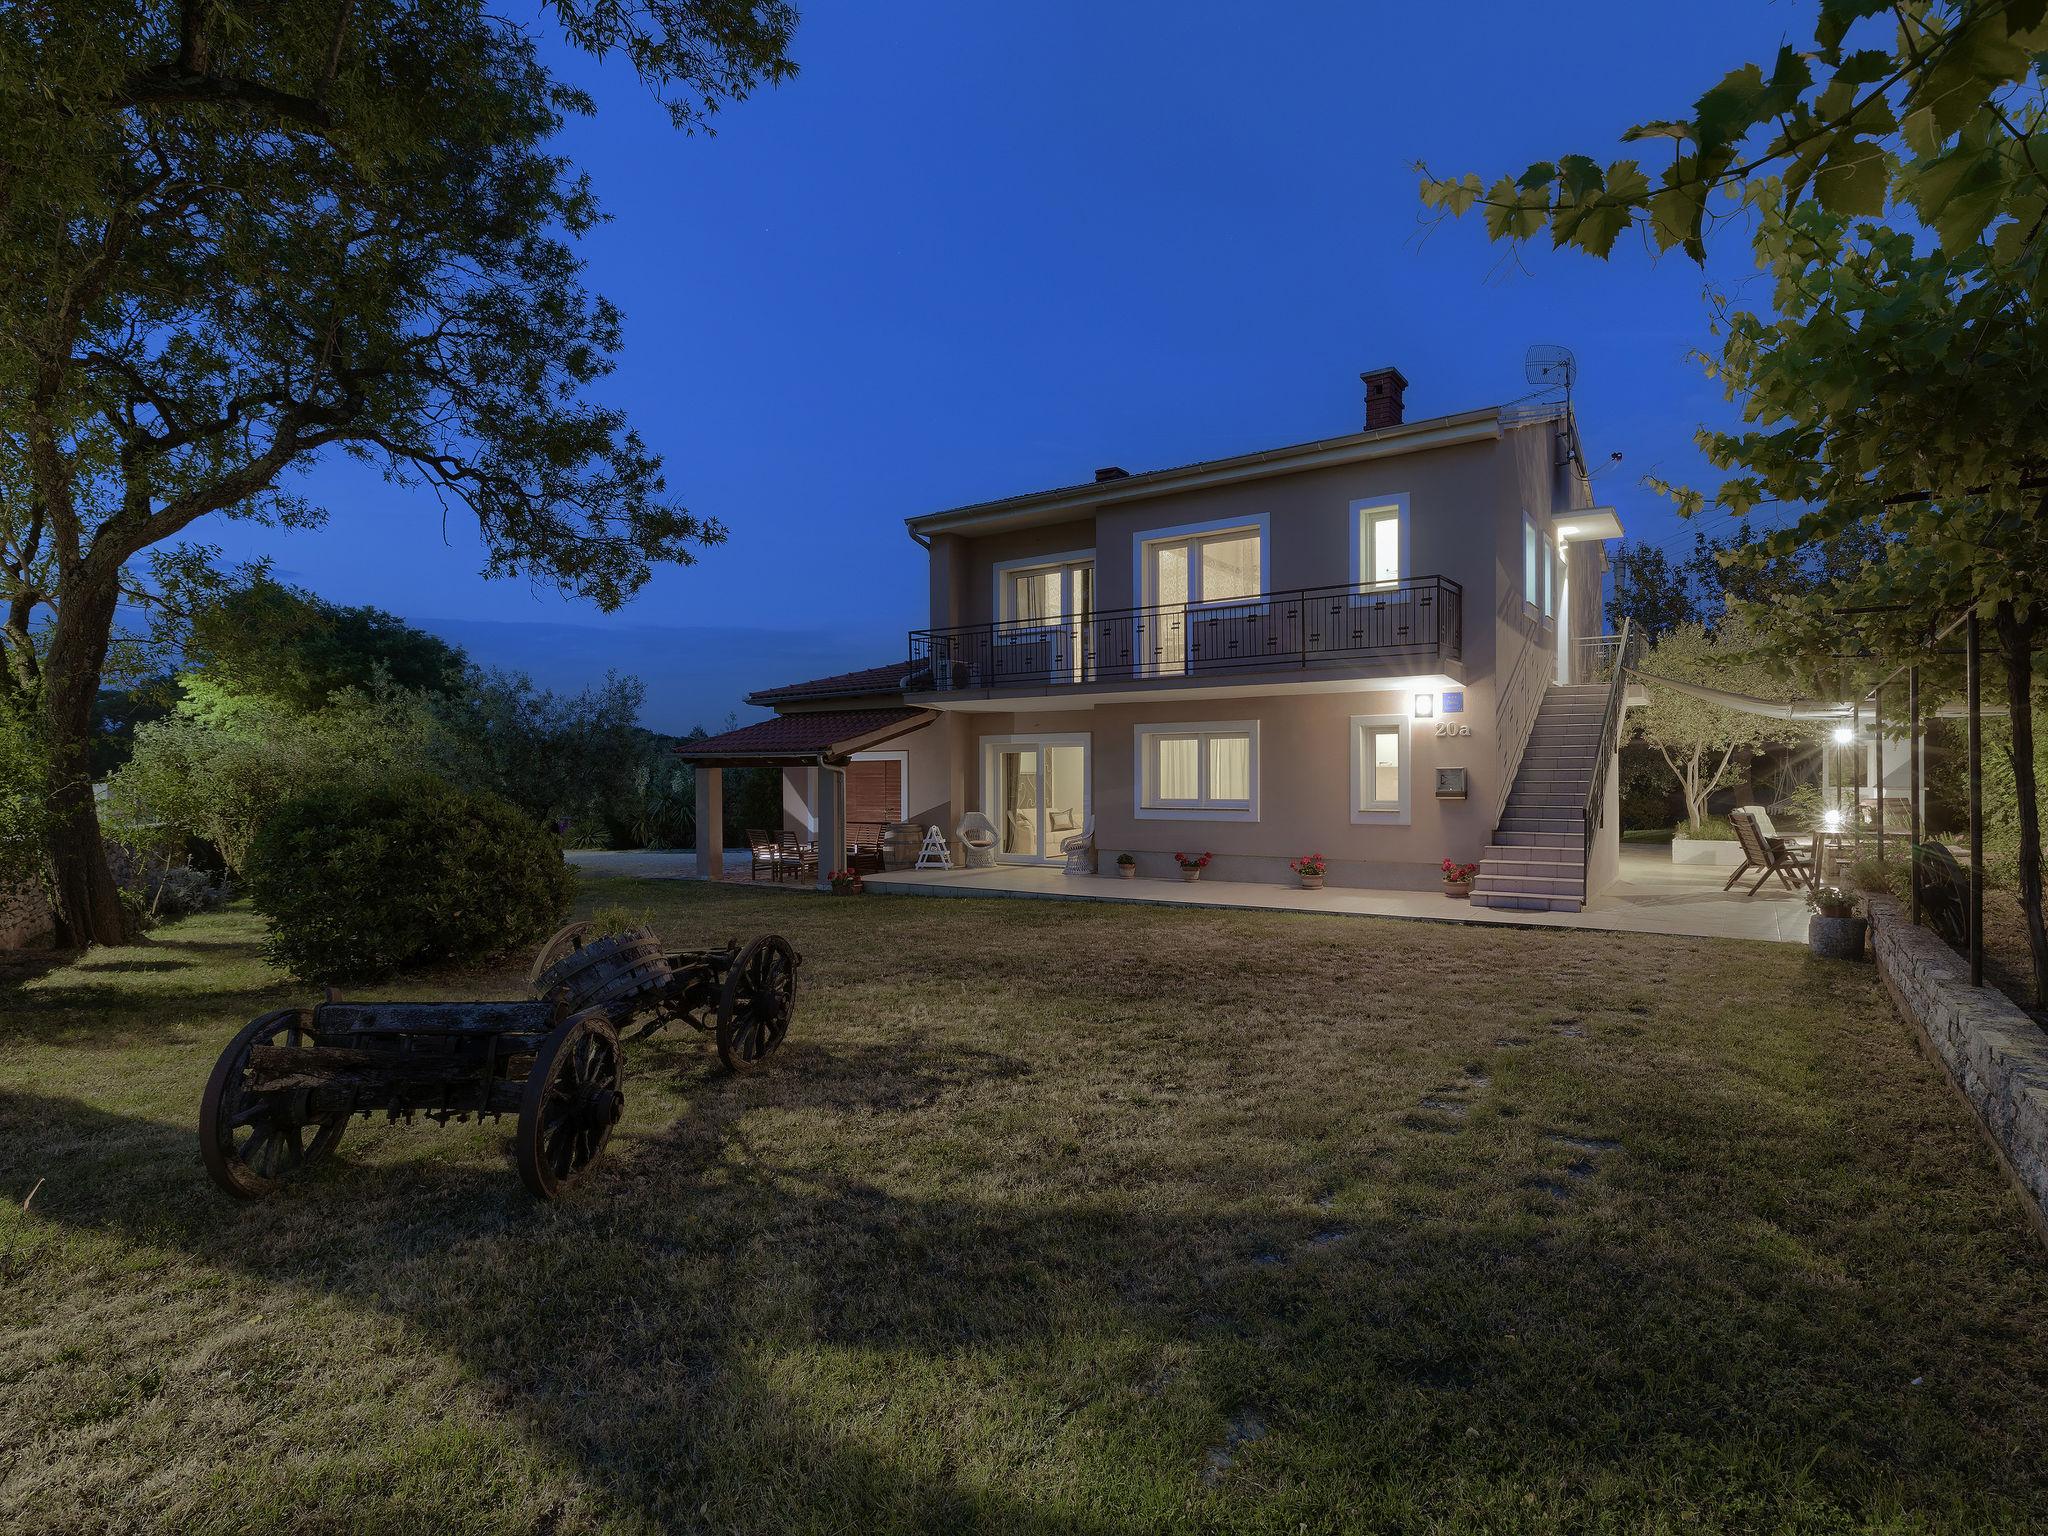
[1117,864,1137,879]
[1180,868,1202,882]
[1299,873,1325,890]
[1444,880,1473,899]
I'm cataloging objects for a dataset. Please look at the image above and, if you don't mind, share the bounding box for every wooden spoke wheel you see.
[527,921,596,992]
[515,1012,624,1199]
[199,1009,348,1200]
[716,935,797,1073]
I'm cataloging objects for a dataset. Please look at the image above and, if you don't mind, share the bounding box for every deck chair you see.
[1059,815,1096,876]
[746,828,788,882]
[774,830,817,883]
[1724,810,1814,895]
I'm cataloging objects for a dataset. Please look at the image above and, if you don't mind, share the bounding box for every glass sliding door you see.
[981,735,1091,864]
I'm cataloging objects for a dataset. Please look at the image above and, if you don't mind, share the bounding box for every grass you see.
[4,881,2048,1533]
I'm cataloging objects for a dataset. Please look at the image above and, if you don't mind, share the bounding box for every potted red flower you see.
[1441,858,1478,898]
[1174,851,1212,883]
[1116,853,1137,879]
[1290,852,1327,890]
[828,868,865,896]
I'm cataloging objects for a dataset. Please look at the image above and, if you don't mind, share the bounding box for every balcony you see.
[908,576,1462,698]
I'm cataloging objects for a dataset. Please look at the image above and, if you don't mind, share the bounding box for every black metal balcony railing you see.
[908,576,1462,693]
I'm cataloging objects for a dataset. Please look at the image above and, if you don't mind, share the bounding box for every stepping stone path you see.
[1201,1410,1268,1486]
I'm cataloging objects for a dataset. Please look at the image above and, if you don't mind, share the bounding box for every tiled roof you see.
[747,661,917,705]
[675,707,933,762]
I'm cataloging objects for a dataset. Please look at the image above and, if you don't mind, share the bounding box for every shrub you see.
[1675,815,1741,841]
[1850,857,1908,900]
[147,865,229,921]
[246,773,572,982]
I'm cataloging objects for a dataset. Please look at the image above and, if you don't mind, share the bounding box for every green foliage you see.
[586,903,655,939]
[1675,815,1742,842]
[105,676,440,876]
[0,694,49,885]
[183,580,467,712]
[1850,856,1910,898]
[1419,1,2048,264]
[433,669,647,827]
[1633,620,1794,832]
[246,772,572,982]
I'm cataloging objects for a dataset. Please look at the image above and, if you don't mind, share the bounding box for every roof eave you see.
[904,407,1504,538]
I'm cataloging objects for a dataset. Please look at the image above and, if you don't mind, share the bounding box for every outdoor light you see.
[1557,524,1579,538]
[1413,692,1435,719]
[1832,724,1855,744]
[1823,808,1845,832]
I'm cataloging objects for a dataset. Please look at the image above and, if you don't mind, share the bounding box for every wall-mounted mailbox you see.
[1441,689,1465,714]
[1435,766,1468,800]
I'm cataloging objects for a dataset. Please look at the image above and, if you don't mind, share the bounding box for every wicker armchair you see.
[956,812,998,869]
[1059,816,1095,876]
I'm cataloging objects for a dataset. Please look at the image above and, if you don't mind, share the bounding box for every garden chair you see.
[956,812,998,869]
[1724,810,1814,895]
[746,828,788,882]
[1059,815,1096,876]
[774,831,816,883]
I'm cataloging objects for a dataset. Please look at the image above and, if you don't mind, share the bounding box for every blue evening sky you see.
[182,2,1802,732]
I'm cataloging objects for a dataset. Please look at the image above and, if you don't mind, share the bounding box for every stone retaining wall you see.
[1866,895,2048,1239]
[0,878,53,949]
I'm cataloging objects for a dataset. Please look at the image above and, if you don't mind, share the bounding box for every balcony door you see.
[998,555,1094,684]
[1142,525,1263,676]
[981,734,1091,862]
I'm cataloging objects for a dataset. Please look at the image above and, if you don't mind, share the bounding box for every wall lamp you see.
[1413,693,1435,719]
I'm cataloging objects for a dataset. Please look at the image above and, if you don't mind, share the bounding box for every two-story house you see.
[681,369,1628,911]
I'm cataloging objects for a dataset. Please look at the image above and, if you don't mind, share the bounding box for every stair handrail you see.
[1489,615,1554,829]
[1581,618,1639,868]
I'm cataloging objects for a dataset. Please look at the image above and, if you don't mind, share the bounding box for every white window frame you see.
[1541,529,1555,622]
[1523,513,1540,610]
[993,549,1095,626]
[979,732,1093,864]
[1350,713,1411,826]
[1133,719,1260,822]
[847,749,909,821]
[1348,494,1409,590]
[1132,514,1270,609]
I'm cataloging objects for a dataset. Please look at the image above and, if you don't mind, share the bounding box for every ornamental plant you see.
[827,868,864,893]
[1290,853,1328,877]
[1441,859,1479,884]
[1116,853,1136,866]
[1174,851,1213,871]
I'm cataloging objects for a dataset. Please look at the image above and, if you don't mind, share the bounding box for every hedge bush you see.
[246,773,573,982]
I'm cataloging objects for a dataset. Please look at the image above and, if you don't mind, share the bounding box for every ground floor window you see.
[1351,714,1410,824]
[1135,721,1258,821]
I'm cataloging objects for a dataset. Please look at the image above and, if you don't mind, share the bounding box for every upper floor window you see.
[1146,527,1261,610]
[1352,496,1406,589]
[1523,514,1540,608]
[997,553,1094,627]
[1542,533,1555,620]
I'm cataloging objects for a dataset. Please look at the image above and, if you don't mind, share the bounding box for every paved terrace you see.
[570,845,1810,945]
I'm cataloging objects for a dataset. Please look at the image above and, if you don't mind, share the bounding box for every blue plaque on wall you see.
[1441,689,1465,714]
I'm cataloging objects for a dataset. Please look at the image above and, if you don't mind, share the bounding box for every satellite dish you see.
[1525,344,1577,394]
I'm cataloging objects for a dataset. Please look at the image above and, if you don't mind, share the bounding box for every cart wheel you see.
[515,1012,624,1199]
[716,935,797,1072]
[199,1009,348,1200]
[527,921,595,992]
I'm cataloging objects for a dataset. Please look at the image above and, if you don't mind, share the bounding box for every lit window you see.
[1136,723,1258,818]
[1524,514,1539,607]
[1351,715,1410,822]
[1362,507,1399,587]
[1542,534,1554,618]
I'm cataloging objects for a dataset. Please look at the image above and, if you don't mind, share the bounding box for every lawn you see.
[4,880,2047,1534]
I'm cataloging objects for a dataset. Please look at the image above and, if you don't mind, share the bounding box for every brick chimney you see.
[1361,367,1408,430]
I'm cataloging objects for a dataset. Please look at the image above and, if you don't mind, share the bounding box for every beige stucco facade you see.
[775,404,1623,893]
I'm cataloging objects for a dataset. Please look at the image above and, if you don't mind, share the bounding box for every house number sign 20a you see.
[1433,722,1473,739]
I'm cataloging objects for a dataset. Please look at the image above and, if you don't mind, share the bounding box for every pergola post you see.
[695,765,724,884]
[1908,666,1922,925]
[1966,610,1984,987]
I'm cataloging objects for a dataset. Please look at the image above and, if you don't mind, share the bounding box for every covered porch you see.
[675,707,937,891]
[864,842,1811,944]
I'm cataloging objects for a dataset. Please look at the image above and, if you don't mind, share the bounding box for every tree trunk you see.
[39,574,130,947]
[1994,602,2046,1010]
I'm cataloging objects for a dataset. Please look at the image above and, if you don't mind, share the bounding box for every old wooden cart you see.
[199,925,799,1201]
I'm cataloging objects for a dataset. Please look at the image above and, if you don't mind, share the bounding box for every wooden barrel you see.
[880,821,924,872]
[536,927,673,1014]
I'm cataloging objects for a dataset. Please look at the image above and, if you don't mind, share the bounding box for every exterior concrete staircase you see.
[1470,684,1609,914]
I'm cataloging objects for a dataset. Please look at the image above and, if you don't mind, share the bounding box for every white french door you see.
[1142,527,1263,676]
[980,734,1090,863]
[999,558,1095,683]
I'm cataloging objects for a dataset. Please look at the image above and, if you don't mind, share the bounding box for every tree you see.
[433,668,647,828]
[1633,622,1775,834]
[1605,541,1700,640]
[0,0,797,946]
[1415,0,2048,1003]
[183,578,467,711]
